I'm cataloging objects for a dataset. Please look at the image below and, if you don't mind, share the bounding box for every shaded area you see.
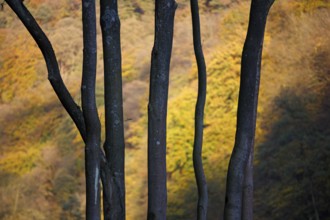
[255,49,330,220]
[255,87,330,220]
[167,176,226,220]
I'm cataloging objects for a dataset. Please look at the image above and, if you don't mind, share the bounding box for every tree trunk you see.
[190,0,208,219]
[242,147,253,220]
[100,0,125,219]
[224,1,275,220]
[147,0,177,219]
[82,0,102,219]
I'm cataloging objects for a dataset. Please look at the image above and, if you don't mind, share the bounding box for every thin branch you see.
[4,0,87,141]
[81,0,102,219]
[147,0,177,219]
[190,0,208,219]
[100,0,125,219]
[224,1,275,220]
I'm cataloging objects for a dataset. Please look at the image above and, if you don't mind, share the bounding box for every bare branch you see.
[4,0,87,141]
[190,0,208,218]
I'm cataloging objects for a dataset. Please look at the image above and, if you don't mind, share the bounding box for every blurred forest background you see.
[0,0,329,219]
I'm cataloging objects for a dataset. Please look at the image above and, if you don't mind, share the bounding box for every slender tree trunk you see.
[190,0,208,219]
[224,1,274,220]
[147,0,176,219]
[100,0,125,219]
[82,0,102,219]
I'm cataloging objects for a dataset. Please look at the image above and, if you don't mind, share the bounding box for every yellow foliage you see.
[0,147,40,175]
[0,33,42,103]
[1,0,329,219]
[122,50,137,82]
[289,0,330,13]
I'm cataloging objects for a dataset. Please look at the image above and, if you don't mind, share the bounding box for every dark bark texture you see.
[190,0,208,219]
[242,146,253,220]
[100,0,125,219]
[82,0,102,219]
[224,0,275,220]
[147,0,177,219]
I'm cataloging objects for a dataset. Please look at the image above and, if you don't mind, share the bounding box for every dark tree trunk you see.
[82,0,102,219]
[190,0,208,219]
[147,0,176,219]
[224,1,275,220]
[242,147,253,220]
[100,0,125,219]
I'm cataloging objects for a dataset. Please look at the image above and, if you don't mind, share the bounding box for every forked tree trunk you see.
[224,1,275,220]
[6,0,104,219]
[100,0,125,219]
[147,0,177,219]
[190,0,208,219]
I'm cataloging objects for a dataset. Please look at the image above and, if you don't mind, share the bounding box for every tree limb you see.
[4,0,87,141]
[190,0,208,218]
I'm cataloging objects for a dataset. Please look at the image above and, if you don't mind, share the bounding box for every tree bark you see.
[100,0,125,219]
[190,0,208,219]
[4,0,87,141]
[82,0,102,219]
[242,146,253,220]
[147,0,176,219]
[223,1,275,220]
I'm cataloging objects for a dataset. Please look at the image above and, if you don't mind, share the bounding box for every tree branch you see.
[223,0,275,220]
[100,0,125,219]
[4,0,87,141]
[190,0,208,219]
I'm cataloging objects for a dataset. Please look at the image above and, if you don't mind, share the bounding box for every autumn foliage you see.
[0,0,329,219]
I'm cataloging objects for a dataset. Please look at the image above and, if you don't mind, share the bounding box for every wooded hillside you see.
[0,0,329,219]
